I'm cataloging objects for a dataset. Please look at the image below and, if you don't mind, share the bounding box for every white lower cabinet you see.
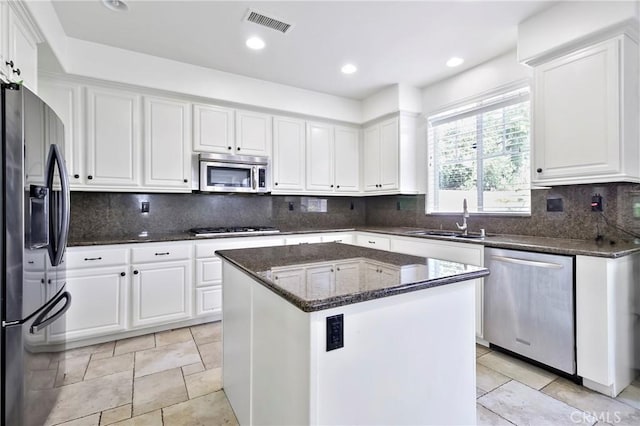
[194,236,285,319]
[130,243,193,328]
[389,235,485,338]
[49,265,128,343]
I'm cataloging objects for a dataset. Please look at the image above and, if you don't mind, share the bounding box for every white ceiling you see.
[50,0,554,100]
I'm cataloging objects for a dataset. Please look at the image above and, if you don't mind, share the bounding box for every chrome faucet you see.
[456,198,469,236]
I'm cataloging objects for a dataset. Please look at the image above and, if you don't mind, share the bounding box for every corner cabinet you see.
[533,35,640,185]
[86,87,142,187]
[272,116,306,191]
[143,96,191,190]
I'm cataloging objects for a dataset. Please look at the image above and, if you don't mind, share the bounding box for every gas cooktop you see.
[189,226,280,237]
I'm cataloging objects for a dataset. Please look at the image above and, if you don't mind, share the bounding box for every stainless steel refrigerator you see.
[1,83,71,425]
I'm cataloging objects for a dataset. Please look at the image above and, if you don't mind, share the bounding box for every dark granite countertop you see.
[216,242,489,312]
[67,226,640,258]
[67,228,355,247]
[358,227,640,258]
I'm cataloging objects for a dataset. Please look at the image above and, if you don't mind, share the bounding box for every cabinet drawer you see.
[196,286,222,316]
[195,237,283,258]
[65,247,128,269]
[131,244,191,263]
[356,234,390,251]
[285,235,323,245]
[24,251,45,271]
[195,258,222,287]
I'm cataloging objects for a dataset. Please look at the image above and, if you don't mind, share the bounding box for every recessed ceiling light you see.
[446,57,464,67]
[102,0,128,12]
[341,63,357,74]
[246,37,266,50]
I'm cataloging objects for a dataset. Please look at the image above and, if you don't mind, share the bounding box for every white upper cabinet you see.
[272,116,305,191]
[86,87,141,187]
[143,96,191,190]
[333,126,360,193]
[305,122,360,194]
[2,3,38,92]
[38,79,84,185]
[306,121,334,191]
[533,35,639,185]
[363,117,399,192]
[235,109,272,156]
[193,103,235,153]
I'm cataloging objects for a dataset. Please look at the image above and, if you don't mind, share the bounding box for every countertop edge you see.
[216,249,490,313]
[68,227,640,259]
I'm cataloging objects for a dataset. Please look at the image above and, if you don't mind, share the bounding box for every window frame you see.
[425,80,532,216]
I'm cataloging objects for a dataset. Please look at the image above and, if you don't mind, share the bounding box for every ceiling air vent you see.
[244,9,293,34]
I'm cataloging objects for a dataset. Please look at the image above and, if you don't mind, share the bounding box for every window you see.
[427,86,531,214]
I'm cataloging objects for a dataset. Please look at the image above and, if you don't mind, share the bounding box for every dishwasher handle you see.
[490,255,564,269]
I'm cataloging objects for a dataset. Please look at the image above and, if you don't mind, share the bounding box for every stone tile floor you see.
[42,323,640,425]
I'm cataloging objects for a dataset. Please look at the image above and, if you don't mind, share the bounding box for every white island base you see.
[222,262,477,425]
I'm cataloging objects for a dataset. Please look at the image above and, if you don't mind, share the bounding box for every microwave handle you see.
[252,166,258,190]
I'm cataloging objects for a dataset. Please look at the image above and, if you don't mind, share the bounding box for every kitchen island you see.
[216,242,489,425]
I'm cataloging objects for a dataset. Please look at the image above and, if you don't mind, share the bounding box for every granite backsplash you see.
[70,182,640,242]
[366,182,640,242]
[69,192,366,241]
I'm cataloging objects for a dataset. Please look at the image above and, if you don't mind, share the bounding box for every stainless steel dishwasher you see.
[484,247,575,375]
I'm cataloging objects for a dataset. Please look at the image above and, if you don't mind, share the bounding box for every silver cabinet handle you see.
[491,255,563,269]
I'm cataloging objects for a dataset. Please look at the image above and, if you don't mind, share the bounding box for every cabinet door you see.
[38,80,84,186]
[23,90,46,186]
[273,116,305,191]
[362,124,381,191]
[235,110,271,156]
[379,118,399,190]
[6,6,38,92]
[534,39,620,182]
[143,96,191,190]
[131,260,192,328]
[48,266,128,342]
[334,126,360,193]
[306,122,334,191]
[193,103,235,153]
[86,87,141,187]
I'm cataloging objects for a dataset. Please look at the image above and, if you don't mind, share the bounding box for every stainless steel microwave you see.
[198,153,270,193]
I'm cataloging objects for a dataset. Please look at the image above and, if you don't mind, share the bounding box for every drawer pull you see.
[368,241,375,244]
[155,252,170,256]
[84,257,102,261]
[27,261,34,264]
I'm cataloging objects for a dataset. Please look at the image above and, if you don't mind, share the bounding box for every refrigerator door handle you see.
[45,144,71,267]
[29,291,72,334]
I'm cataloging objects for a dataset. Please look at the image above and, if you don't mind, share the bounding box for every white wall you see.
[518,0,639,63]
[421,50,532,116]
[362,84,422,123]
[27,0,362,123]
[416,50,532,194]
